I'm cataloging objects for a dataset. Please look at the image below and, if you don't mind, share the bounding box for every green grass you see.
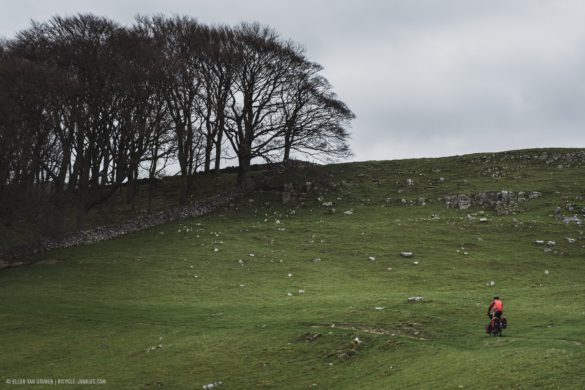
[1,148,585,389]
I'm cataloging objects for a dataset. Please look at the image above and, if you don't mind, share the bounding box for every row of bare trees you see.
[0,14,353,232]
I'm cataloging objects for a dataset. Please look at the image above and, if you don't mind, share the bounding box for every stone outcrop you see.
[281,182,309,204]
[554,206,583,224]
[444,191,542,210]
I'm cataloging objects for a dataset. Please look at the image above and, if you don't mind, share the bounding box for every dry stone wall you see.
[0,190,241,268]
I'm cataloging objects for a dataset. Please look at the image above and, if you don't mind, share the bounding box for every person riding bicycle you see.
[487,296,504,319]
[486,296,506,335]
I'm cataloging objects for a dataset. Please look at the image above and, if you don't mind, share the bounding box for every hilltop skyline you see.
[2,0,584,161]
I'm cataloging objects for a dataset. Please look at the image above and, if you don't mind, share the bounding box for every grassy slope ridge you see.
[1,148,584,389]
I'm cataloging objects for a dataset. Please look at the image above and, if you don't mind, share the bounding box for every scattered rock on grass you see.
[299,332,321,342]
[202,381,223,390]
[146,344,163,352]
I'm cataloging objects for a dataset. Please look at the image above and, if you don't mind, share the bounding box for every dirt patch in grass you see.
[303,322,429,340]
[35,259,61,265]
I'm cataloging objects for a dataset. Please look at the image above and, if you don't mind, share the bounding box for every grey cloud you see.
[1,0,584,161]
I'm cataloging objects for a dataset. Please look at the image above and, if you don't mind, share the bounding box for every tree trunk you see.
[237,152,252,187]
[204,136,213,173]
[214,127,224,174]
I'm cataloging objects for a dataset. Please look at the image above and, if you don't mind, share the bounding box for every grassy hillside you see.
[1,149,584,389]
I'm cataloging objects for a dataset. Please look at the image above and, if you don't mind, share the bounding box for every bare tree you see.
[1,34,75,231]
[141,15,207,204]
[279,65,354,163]
[224,23,305,185]
[196,25,237,174]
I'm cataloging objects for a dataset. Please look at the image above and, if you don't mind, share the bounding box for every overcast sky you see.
[1,0,584,161]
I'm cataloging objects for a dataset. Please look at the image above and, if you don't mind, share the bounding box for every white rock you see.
[546,240,556,246]
[408,296,425,302]
[287,292,293,297]
[374,306,384,310]
[368,256,376,261]
[249,253,255,257]
[544,270,549,275]
[288,273,293,278]
[400,251,413,258]
[566,237,576,244]
[535,240,545,245]
[344,210,353,215]
[202,381,223,390]
[298,289,305,294]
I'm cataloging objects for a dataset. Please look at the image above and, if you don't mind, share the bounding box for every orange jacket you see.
[488,299,504,314]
